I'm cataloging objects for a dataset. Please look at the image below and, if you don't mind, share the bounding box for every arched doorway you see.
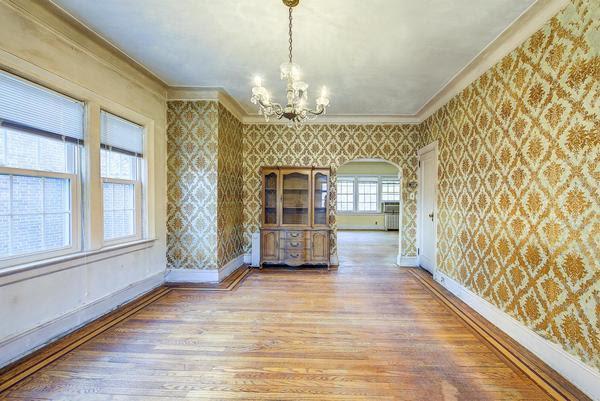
[334,158,402,268]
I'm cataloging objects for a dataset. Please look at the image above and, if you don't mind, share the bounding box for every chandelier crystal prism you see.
[251,0,330,126]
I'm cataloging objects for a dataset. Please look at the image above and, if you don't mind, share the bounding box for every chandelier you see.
[251,0,330,126]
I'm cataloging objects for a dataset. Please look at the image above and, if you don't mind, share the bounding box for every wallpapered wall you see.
[166,100,244,270]
[242,124,421,257]
[420,0,599,369]
[217,104,245,267]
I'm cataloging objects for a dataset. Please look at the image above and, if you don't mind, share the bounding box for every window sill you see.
[0,238,157,285]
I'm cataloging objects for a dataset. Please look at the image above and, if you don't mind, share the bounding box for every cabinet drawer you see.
[284,230,306,240]
[284,249,306,262]
[282,239,307,250]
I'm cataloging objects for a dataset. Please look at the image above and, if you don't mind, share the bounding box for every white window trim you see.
[0,166,82,269]
[336,174,400,215]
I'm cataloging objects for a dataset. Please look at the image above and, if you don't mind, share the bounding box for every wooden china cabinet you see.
[260,166,331,268]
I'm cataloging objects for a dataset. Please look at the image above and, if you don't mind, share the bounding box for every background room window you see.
[357,178,379,212]
[381,178,400,201]
[100,111,143,243]
[0,71,83,265]
[336,178,354,212]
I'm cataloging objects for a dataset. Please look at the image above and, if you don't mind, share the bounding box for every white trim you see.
[0,238,156,286]
[218,254,245,281]
[0,270,164,368]
[337,224,385,231]
[329,254,339,266]
[435,271,600,401]
[164,268,219,283]
[243,114,421,124]
[416,141,438,276]
[243,252,252,264]
[164,254,246,283]
[397,256,418,267]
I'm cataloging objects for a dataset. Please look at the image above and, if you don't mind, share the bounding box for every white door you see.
[418,145,437,274]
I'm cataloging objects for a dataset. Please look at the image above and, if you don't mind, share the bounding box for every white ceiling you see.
[52,0,535,116]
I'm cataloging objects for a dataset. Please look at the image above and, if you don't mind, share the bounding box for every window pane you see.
[44,177,70,213]
[0,215,8,258]
[12,175,43,214]
[101,148,137,180]
[0,130,5,165]
[2,128,75,174]
[103,181,136,241]
[11,214,43,254]
[382,179,400,201]
[0,175,9,213]
[44,213,69,249]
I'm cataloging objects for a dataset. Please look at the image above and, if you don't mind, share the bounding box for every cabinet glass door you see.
[282,171,310,225]
[313,171,329,226]
[263,171,279,225]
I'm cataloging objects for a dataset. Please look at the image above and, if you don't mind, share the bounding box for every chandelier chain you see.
[288,7,293,63]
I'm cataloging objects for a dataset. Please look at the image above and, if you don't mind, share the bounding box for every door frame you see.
[416,141,438,276]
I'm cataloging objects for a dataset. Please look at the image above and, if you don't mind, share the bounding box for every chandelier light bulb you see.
[254,76,262,87]
[321,86,328,98]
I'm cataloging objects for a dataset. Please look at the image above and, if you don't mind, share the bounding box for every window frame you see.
[336,175,400,215]
[101,151,143,246]
[335,177,355,212]
[0,164,81,269]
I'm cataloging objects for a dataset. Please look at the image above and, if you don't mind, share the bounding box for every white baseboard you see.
[330,254,339,266]
[218,255,245,281]
[165,268,219,283]
[165,254,245,284]
[435,271,600,400]
[397,256,418,267]
[338,225,386,230]
[0,271,164,369]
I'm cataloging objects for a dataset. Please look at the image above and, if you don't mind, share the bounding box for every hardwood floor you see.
[0,231,580,400]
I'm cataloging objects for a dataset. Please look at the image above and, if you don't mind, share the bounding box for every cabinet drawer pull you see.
[290,253,300,258]
[290,232,300,237]
[290,242,300,247]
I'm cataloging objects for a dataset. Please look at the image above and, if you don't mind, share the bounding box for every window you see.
[381,179,401,201]
[0,71,83,266]
[336,175,400,213]
[100,111,144,243]
[336,178,354,212]
[357,178,378,212]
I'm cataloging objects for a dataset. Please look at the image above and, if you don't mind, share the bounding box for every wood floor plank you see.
[0,232,586,400]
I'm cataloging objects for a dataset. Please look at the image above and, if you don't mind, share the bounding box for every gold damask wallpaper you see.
[242,123,421,257]
[167,100,219,269]
[217,104,245,267]
[420,0,599,369]
[166,100,245,270]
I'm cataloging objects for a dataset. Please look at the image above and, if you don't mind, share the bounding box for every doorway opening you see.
[336,159,401,268]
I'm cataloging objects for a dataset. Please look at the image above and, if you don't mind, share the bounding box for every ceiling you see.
[51,0,535,117]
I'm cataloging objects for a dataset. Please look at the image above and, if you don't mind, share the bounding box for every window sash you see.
[0,166,80,268]
[102,177,142,245]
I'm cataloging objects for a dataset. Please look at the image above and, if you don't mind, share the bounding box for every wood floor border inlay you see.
[0,287,172,393]
[408,268,590,401]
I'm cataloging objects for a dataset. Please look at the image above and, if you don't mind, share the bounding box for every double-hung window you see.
[357,177,379,212]
[100,111,143,244]
[381,178,401,201]
[336,177,354,212]
[0,71,83,267]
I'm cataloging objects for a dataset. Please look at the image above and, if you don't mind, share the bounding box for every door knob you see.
[428,212,434,220]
